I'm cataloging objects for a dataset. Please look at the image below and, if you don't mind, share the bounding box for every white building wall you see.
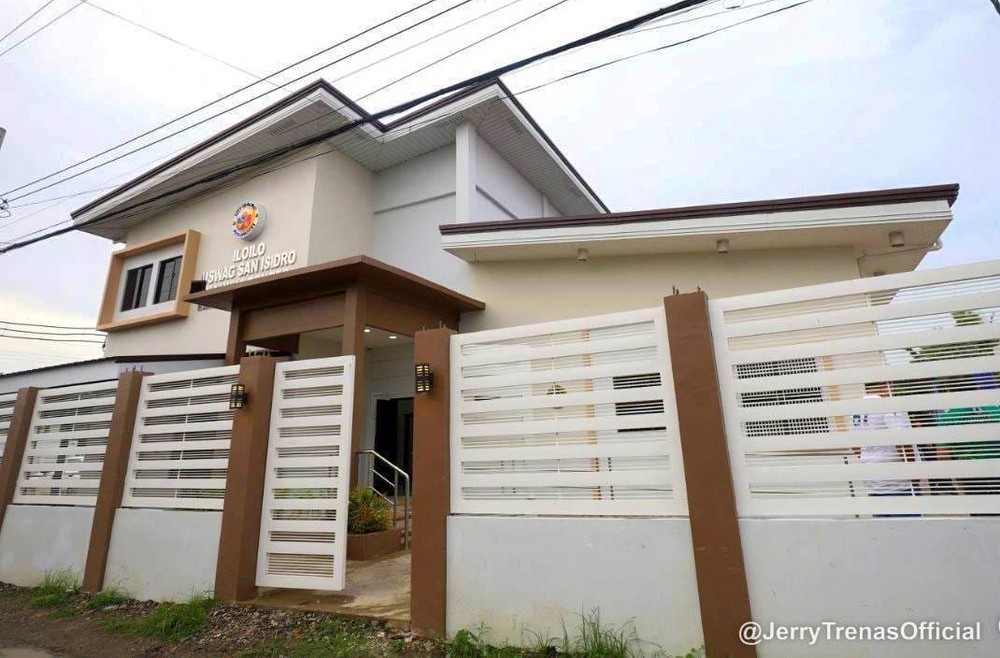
[104,508,222,601]
[308,150,375,264]
[104,155,321,358]
[474,134,545,220]
[447,516,704,655]
[374,195,470,293]
[362,344,414,451]
[741,518,1000,657]
[0,506,94,587]
[463,246,862,332]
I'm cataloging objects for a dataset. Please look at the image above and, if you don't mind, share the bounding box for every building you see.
[1,78,959,473]
[4,78,996,657]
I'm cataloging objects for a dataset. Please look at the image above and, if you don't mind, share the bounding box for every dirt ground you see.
[0,593,208,657]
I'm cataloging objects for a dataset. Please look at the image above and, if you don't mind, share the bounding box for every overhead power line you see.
[0,326,104,338]
[2,0,710,205]
[0,0,57,46]
[0,333,105,345]
[0,319,104,331]
[0,0,814,255]
[0,0,84,60]
[80,0,276,86]
[0,0,461,201]
[0,0,532,222]
[989,0,1000,18]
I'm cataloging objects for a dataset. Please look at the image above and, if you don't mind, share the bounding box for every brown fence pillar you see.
[664,292,756,658]
[215,355,277,601]
[342,286,367,489]
[411,328,454,637]
[0,387,38,531]
[83,371,149,592]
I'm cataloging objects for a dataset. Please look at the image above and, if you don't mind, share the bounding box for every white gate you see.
[256,356,354,590]
[451,307,687,516]
[0,392,17,468]
[121,365,240,510]
[710,259,1000,516]
[14,381,118,506]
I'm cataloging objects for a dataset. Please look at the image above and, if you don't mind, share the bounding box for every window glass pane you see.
[154,256,182,304]
[121,264,153,311]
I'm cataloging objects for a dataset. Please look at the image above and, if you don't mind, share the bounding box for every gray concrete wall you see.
[446,516,704,655]
[741,518,1000,657]
[0,505,94,587]
[104,508,222,601]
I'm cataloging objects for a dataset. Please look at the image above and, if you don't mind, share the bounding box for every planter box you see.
[347,528,403,561]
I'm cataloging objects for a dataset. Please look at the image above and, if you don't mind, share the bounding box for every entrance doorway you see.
[373,397,413,494]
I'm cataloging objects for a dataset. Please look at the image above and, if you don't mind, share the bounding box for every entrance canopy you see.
[185,255,484,364]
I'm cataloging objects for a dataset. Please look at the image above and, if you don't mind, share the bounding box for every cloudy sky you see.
[0,0,997,373]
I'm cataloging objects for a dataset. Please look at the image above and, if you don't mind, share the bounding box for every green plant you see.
[84,586,132,610]
[238,618,383,657]
[104,595,215,642]
[29,569,80,608]
[558,609,646,658]
[348,486,393,534]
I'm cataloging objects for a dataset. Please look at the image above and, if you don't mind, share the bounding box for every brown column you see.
[410,328,454,637]
[0,387,38,530]
[225,310,247,366]
[664,292,755,658]
[214,355,277,601]
[341,285,367,488]
[83,371,149,592]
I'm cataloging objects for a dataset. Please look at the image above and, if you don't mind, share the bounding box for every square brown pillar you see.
[214,355,277,601]
[664,292,755,658]
[83,371,150,592]
[410,328,454,637]
[341,286,367,489]
[0,387,38,531]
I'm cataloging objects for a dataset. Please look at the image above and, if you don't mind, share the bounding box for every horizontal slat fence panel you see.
[257,357,353,591]
[451,307,687,516]
[710,259,1000,516]
[121,365,240,510]
[0,392,16,468]
[13,381,118,506]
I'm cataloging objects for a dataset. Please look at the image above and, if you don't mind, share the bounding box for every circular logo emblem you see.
[232,202,265,240]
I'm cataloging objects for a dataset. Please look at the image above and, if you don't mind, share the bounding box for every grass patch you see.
[238,618,387,658]
[103,595,215,642]
[83,586,132,610]
[28,569,80,609]
[451,612,706,658]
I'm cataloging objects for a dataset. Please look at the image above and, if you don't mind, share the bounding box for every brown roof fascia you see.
[440,183,960,235]
[72,78,605,222]
[184,255,485,314]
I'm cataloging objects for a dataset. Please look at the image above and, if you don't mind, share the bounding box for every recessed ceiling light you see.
[389,335,397,340]
[364,328,371,333]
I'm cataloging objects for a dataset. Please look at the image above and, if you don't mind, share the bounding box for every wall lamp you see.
[229,383,249,410]
[415,363,434,394]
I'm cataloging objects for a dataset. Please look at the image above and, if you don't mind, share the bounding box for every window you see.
[120,264,153,312]
[154,256,183,305]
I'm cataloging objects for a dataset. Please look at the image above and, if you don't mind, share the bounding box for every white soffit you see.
[442,201,953,265]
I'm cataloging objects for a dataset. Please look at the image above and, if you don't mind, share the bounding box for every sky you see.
[0,0,997,373]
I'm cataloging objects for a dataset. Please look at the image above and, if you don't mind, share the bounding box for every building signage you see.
[201,201,298,288]
[232,201,265,240]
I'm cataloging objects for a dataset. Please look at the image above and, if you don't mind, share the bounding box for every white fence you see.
[0,392,16,468]
[257,357,353,590]
[451,307,686,516]
[121,365,240,510]
[13,381,118,506]
[710,259,1000,516]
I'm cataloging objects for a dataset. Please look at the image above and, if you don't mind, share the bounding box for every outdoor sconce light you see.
[716,239,730,254]
[415,363,434,394]
[889,231,905,248]
[229,383,249,410]
[190,279,207,294]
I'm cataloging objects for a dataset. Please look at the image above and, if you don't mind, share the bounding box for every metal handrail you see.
[355,449,411,549]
